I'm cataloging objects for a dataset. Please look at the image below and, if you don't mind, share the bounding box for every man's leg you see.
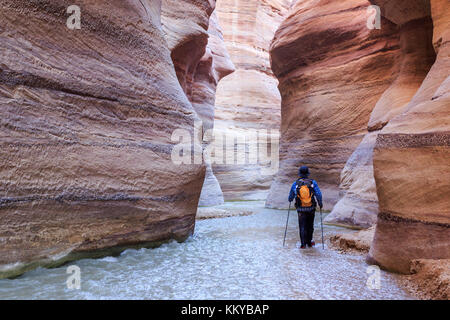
[297,211,307,247]
[307,211,316,245]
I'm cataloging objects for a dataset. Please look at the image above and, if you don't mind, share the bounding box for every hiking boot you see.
[308,241,315,248]
[300,245,307,249]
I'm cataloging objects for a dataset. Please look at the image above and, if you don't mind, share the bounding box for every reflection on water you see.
[0,202,412,300]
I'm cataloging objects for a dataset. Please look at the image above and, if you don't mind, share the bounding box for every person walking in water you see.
[288,166,323,249]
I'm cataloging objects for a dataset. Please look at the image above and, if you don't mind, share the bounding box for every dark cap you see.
[299,166,310,177]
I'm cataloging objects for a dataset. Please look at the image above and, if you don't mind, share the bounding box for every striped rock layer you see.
[266,0,400,209]
[0,0,231,278]
[269,0,449,273]
[368,0,450,273]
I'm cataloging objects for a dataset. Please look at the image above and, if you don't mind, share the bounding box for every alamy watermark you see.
[171,121,279,176]
[66,265,81,290]
[66,5,81,30]
[366,265,381,290]
[367,5,381,30]
[64,5,381,32]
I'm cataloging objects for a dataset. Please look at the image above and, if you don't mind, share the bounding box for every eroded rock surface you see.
[266,0,400,209]
[162,0,215,99]
[267,0,449,277]
[329,227,375,254]
[368,0,450,273]
[189,11,235,131]
[162,4,234,207]
[0,0,222,278]
[211,0,291,201]
[199,163,225,206]
[403,259,450,300]
[193,11,234,207]
[326,14,436,228]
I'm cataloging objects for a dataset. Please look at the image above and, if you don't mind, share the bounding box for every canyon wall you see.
[162,2,235,207]
[267,0,400,209]
[210,0,291,201]
[325,8,436,228]
[193,12,235,206]
[270,0,449,273]
[0,0,227,278]
[162,1,234,129]
[367,0,450,273]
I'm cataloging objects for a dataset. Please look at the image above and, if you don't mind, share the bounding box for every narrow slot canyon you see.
[0,0,448,300]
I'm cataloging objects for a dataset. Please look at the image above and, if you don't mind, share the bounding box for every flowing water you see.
[0,202,413,300]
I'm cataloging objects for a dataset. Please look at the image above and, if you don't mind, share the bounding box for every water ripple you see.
[0,203,413,300]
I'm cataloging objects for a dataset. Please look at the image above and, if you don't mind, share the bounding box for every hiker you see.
[288,166,323,249]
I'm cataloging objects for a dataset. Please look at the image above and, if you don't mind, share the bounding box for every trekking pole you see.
[283,202,291,247]
[320,207,324,250]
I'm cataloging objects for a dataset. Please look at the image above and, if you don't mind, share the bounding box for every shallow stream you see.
[0,202,412,299]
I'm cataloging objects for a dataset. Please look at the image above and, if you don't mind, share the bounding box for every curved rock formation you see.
[199,163,225,206]
[162,0,215,100]
[269,0,449,273]
[266,0,400,209]
[326,132,380,227]
[0,0,226,278]
[368,0,450,273]
[211,0,291,201]
[162,4,234,207]
[326,12,436,228]
[193,11,235,207]
[189,11,236,131]
[406,259,450,300]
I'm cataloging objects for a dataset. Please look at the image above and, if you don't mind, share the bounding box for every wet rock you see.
[401,259,450,300]
[329,227,375,254]
[196,207,253,220]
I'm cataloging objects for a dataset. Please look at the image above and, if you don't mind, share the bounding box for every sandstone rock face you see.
[162,5,234,207]
[211,0,291,201]
[368,0,450,273]
[266,0,400,209]
[193,11,234,207]
[330,227,376,254]
[267,0,449,273]
[190,11,235,131]
[325,132,380,228]
[269,0,449,273]
[199,163,225,206]
[0,0,221,278]
[162,0,215,100]
[406,259,450,300]
[325,14,436,228]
